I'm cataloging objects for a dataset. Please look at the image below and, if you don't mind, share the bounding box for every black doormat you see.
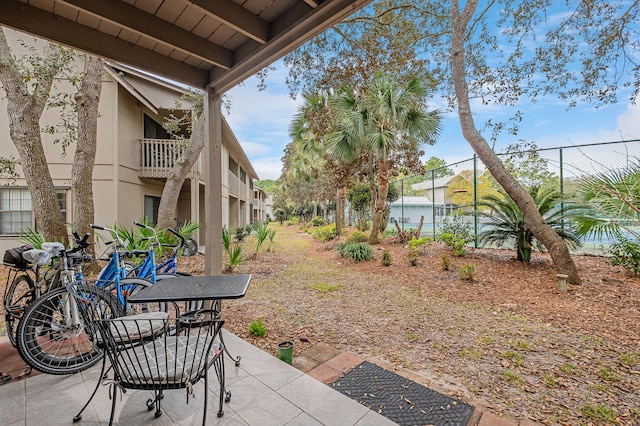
[330,361,474,426]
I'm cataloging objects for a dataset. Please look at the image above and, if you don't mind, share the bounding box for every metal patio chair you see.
[66,283,229,426]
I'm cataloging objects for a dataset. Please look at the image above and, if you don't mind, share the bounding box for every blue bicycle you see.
[15,225,157,375]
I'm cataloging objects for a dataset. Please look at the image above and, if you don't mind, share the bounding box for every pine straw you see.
[2,225,639,424]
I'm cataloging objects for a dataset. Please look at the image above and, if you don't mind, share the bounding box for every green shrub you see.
[407,237,430,266]
[441,253,452,270]
[459,263,476,281]
[383,229,397,238]
[381,249,392,266]
[438,218,473,257]
[356,220,371,232]
[310,216,325,227]
[608,236,640,277]
[235,226,250,241]
[248,318,266,337]
[273,208,286,224]
[337,242,374,261]
[347,230,369,243]
[312,223,339,242]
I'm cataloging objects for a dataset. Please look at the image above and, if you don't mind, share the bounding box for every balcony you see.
[139,139,198,179]
[228,171,240,197]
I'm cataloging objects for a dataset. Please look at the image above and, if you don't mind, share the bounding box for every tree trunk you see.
[450,0,581,284]
[413,215,424,239]
[156,114,204,230]
[72,54,102,242]
[369,159,389,245]
[335,187,343,234]
[0,30,69,244]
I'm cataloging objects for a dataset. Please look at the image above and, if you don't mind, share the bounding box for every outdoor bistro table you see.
[127,274,251,366]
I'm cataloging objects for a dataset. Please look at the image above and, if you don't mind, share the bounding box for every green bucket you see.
[277,340,294,365]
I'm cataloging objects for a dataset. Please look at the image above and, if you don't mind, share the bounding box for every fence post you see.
[473,154,478,248]
[559,148,565,229]
[431,169,436,239]
[401,179,404,232]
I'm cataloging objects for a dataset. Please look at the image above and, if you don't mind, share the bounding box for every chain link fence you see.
[389,140,640,255]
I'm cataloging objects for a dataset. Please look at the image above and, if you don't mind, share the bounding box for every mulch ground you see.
[2,224,639,425]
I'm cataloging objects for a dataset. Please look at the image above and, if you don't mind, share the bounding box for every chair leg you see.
[73,355,108,423]
[108,383,118,426]
[214,349,227,417]
[203,371,209,426]
[219,329,241,366]
[214,300,240,367]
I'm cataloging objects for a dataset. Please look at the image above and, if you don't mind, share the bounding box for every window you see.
[144,195,161,225]
[0,188,32,235]
[0,188,67,235]
[239,168,246,184]
[144,114,170,139]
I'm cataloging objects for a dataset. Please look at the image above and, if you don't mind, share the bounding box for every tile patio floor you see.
[0,331,396,426]
[1,330,528,426]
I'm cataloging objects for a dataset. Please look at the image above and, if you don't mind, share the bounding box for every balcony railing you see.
[139,139,197,179]
[228,171,239,196]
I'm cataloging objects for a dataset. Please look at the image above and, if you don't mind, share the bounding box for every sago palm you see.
[574,162,640,241]
[477,186,582,261]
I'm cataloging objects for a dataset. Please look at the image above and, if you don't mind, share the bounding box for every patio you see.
[1,331,396,426]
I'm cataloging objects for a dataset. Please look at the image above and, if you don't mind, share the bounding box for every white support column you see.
[204,89,223,275]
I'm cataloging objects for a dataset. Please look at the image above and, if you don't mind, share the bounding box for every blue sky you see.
[223,60,640,181]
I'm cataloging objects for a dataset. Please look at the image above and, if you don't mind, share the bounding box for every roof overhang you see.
[0,0,372,93]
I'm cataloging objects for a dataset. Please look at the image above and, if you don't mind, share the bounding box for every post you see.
[473,154,478,248]
[204,89,223,275]
[557,273,568,292]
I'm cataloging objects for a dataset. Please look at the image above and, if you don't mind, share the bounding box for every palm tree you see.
[573,162,640,241]
[328,71,442,244]
[477,187,582,262]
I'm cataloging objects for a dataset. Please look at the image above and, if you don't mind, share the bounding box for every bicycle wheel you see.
[4,273,37,347]
[16,286,120,375]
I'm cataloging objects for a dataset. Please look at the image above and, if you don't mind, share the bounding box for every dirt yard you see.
[218,225,640,426]
[2,224,639,425]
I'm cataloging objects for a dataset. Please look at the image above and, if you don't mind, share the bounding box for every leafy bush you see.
[441,253,452,270]
[459,263,476,281]
[440,232,468,257]
[381,249,392,266]
[248,318,266,337]
[383,229,397,238]
[608,236,640,277]
[356,220,371,232]
[235,226,251,241]
[273,208,286,225]
[337,242,374,261]
[347,230,369,243]
[407,236,430,266]
[312,223,338,242]
[310,216,325,227]
[438,217,473,256]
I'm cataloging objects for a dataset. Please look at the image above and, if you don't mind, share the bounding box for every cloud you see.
[250,156,285,181]
[238,140,273,156]
[599,102,640,141]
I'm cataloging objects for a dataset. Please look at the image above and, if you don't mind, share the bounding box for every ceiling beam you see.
[209,0,373,93]
[58,0,233,70]
[187,0,270,44]
[0,0,209,88]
